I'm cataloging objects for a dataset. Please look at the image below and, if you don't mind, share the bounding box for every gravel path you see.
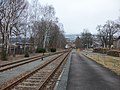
[0,54,59,84]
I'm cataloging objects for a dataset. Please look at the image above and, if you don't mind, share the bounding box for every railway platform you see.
[56,50,120,90]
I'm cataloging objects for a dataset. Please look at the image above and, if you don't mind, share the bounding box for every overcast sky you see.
[31,0,120,34]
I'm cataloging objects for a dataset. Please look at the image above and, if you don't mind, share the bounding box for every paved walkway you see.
[66,52,120,90]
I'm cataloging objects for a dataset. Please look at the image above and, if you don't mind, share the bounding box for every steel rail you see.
[0,50,67,72]
[0,50,66,68]
[0,54,43,67]
[37,52,70,90]
[1,51,69,90]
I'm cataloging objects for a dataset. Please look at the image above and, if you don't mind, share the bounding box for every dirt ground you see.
[0,53,42,66]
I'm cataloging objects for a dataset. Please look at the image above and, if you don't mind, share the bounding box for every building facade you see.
[113,36,120,50]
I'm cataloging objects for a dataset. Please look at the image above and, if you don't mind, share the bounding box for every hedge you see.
[36,48,46,53]
[93,48,109,54]
[107,50,120,57]
[24,52,29,57]
[50,48,56,52]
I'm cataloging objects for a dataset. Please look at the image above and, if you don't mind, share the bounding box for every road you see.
[67,51,120,90]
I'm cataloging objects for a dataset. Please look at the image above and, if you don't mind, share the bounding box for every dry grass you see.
[82,52,120,75]
[0,53,43,66]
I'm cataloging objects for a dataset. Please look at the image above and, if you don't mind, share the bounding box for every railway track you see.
[0,50,67,72]
[0,50,70,90]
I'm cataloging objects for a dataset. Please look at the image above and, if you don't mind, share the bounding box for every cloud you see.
[29,0,120,34]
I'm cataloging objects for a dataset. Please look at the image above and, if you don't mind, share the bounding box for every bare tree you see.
[31,20,46,48]
[28,0,42,52]
[57,31,67,49]
[48,23,60,48]
[97,20,119,48]
[28,2,67,50]
[80,29,93,49]
[96,25,108,47]
[41,5,56,48]
[31,19,66,49]
[0,0,27,59]
[75,36,81,49]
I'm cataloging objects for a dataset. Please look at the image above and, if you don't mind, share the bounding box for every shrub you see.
[107,50,120,57]
[0,50,8,60]
[93,48,101,53]
[36,48,46,53]
[50,48,56,52]
[24,52,29,57]
[93,48,109,54]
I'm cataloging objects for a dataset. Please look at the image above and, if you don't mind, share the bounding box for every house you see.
[113,36,120,50]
